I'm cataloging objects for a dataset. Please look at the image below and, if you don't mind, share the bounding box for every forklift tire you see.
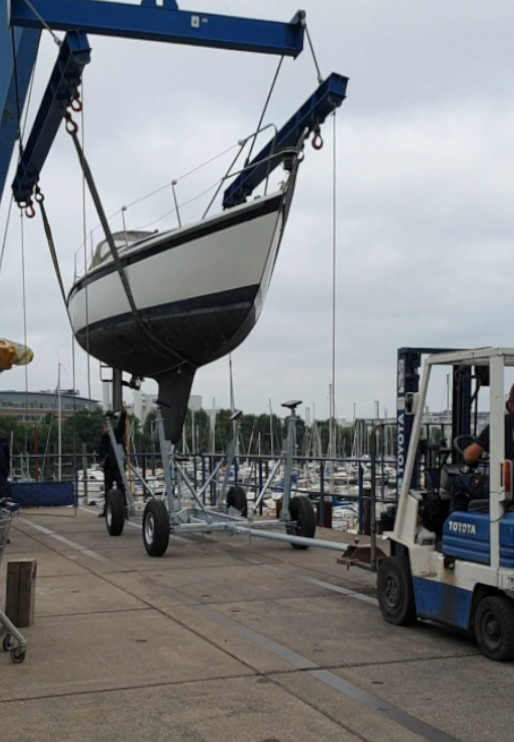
[474,595,514,661]
[142,499,170,557]
[105,489,125,537]
[377,555,417,626]
[227,486,248,517]
[286,495,316,549]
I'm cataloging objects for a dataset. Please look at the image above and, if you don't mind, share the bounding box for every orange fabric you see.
[0,338,34,371]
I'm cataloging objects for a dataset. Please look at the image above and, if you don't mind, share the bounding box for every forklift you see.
[378,347,514,661]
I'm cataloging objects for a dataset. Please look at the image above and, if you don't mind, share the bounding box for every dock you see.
[0,505,511,742]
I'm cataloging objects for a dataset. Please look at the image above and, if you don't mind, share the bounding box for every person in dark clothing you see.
[450,387,514,511]
[98,404,127,517]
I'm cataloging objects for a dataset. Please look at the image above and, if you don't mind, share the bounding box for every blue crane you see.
[1,0,307,207]
[1,1,347,211]
[0,1,349,465]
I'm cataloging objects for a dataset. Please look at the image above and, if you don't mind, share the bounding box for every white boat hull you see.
[67,184,295,442]
[68,190,287,376]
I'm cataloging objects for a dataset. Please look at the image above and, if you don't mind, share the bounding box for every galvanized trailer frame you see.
[103,401,352,558]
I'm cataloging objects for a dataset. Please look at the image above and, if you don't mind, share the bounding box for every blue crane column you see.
[0,26,40,204]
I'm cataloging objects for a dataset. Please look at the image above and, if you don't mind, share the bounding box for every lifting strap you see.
[35,187,69,311]
[64,114,146,326]
[63,111,193,371]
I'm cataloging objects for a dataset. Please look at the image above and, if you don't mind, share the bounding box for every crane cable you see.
[246,19,325,173]
[7,24,39,462]
[1,23,38,273]
[19,212,30,455]
[246,56,284,166]
[20,0,62,47]
[304,23,324,85]
[79,81,92,404]
[30,186,82,516]
[329,110,338,474]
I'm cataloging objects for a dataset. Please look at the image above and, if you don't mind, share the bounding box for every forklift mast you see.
[396,347,473,492]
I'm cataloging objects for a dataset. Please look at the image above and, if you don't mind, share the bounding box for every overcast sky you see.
[2,0,514,423]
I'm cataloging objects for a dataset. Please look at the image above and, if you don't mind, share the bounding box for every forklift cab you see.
[393,347,494,539]
[394,348,514,552]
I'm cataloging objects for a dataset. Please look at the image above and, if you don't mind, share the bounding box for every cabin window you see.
[90,230,155,268]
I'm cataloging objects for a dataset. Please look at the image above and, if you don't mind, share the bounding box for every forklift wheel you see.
[105,489,125,537]
[227,486,248,517]
[377,556,417,626]
[143,499,170,557]
[474,595,514,661]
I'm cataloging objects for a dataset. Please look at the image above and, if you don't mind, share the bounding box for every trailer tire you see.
[377,555,417,626]
[105,489,125,536]
[143,499,170,557]
[286,495,316,549]
[10,647,26,664]
[227,485,247,517]
[2,634,14,652]
[474,595,514,661]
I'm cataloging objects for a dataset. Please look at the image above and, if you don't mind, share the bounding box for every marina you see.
[2,3,514,740]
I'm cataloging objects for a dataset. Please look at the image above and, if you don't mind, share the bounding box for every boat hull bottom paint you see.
[74,285,259,377]
[74,292,258,442]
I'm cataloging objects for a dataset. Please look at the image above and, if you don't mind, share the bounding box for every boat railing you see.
[201,122,280,219]
[71,121,300,283]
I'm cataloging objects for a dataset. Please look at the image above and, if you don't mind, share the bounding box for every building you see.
[133,390,202,426]
[0,390,100,423]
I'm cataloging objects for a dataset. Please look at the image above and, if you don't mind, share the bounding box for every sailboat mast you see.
[57,363,62,480]
[269,399,274,458]
[329,112,337,464]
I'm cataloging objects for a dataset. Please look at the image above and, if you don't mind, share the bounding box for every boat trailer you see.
[103,400,353,558]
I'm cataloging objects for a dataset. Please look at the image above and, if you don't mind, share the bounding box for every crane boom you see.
[2,0,306,205]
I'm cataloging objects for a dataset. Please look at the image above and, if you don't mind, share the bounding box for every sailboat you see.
[67,164,297,443]
[66,73,348,444]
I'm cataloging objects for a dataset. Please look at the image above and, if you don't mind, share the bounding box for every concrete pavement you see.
[0,505,511,742]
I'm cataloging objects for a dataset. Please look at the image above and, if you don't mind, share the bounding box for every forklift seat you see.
[468,499,489,513]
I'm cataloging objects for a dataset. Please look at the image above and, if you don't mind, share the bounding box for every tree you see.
[62,408,104,453]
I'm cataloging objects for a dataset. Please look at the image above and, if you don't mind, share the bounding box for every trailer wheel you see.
[377,555,417,626]
[10,647,26,664]
[2,634,14,652]
[105,489,125,536]
[474,595,514,661]
[143,499,170,557]
[227,485,247,517]
[286,495,316,549]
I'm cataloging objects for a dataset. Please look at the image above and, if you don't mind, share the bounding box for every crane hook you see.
[24,201,35,219]
[312,127,323,151]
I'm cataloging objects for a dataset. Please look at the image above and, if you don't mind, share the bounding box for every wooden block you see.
[5,559,37,627]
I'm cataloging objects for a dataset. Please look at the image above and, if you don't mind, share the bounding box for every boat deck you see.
[1,505,511,742]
